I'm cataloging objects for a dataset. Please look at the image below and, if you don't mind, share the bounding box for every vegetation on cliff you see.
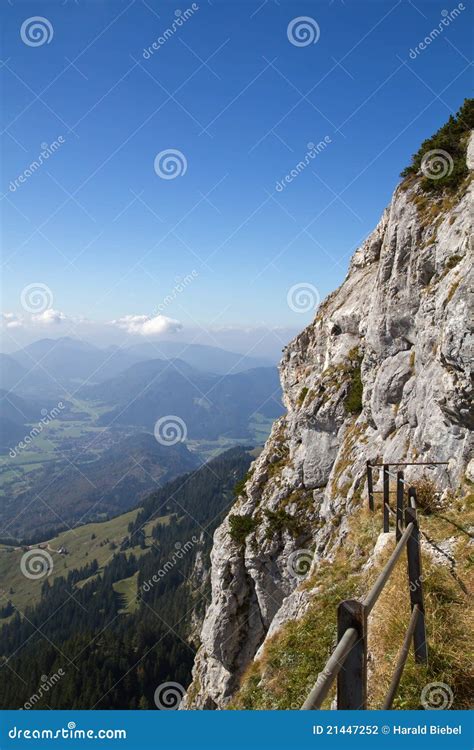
[401,98,474,193]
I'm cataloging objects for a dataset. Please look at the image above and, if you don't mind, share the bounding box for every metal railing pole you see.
[383,464,390,532]
[363,522,413,613]
[396,471,404,541]
[367,461,374,511]
[301,627,358,710]
[337,599,367,709]
[382,604,420,709]
[405,506,428,663]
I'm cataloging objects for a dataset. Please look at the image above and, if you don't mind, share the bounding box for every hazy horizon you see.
[0,324,298,360]
[2,0,471,364]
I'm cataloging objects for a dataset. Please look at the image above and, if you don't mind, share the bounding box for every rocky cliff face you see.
[183,132,473,710]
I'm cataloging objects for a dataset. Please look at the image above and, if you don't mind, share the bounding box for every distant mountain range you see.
[0,337,283,538]
[1,337,144,395]
[81,358,283,439]
[126,340,273,374]
[1,337,275,396]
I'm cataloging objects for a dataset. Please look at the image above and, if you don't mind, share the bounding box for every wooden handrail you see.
[363,522,413,613]
[301,489,427,711]
[367,461,448,467]
[301,627,358,710]
[382,605,420,709]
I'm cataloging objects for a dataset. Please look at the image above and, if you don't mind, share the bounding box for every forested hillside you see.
[0,447,252,709]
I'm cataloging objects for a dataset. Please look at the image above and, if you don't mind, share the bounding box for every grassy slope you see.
[0,509,169,613]
[232,491,473,710]
[113,571,139,613]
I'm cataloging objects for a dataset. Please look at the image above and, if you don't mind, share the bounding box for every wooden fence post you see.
[366,461,374,511]
[396,471,404,541]
[408,486,417,509]
[405,506,428,663]
[337,599,367,709]
[383,464,390,532]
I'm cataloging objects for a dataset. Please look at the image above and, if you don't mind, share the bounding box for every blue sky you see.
[1,0,472,356]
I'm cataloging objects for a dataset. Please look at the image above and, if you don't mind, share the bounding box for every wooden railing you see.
[366,460,448,535]
[301,475,430,710]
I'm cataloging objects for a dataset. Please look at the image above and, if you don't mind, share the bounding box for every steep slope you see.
[184,116,473,708]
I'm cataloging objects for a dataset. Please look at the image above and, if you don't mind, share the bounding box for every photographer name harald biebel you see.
[392,724,462,735]
[312,724,462,735]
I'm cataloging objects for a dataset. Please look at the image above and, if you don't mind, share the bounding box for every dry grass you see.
[231,508,382,709]
[411,477,446,514]
[231,491,473,710]
[368,508,473,709]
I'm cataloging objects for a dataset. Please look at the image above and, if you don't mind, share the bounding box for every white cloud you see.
[111,314,183,337]
[1,312,23,329]
[32,308,67,325]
